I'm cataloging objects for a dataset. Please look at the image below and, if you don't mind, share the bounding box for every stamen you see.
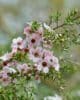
[42,61,47,67]
[31,39,36,43]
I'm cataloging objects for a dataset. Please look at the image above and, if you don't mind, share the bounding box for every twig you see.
[56,11,59,28]
[53,16,80,30]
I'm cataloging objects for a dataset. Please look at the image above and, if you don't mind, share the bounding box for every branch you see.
[53,16,80,30]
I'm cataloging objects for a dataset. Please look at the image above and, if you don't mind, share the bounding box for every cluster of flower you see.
[0,22,60,86]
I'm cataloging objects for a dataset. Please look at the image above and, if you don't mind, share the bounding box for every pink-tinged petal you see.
[24,25,31,35]
[50,56,60,71]
[36,59,50,73]
[36,26,44,36]
[12,37,23,45]
[0,53,13,61]
[0,71,11,86]
[43,67,49,73]
[12,47,18,53]
[11,37,23,53]
[28,34,43,48]
[54,64,60,71]
[43,49,53,58]
[19,39,27,50]
[37,65,42,71]
[3,66,16,74]
[28,47,43,63]
[16,37,23,44]
[16,63,29,74]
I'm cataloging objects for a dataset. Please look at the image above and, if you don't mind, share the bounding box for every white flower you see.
[37,65,42,71]
[11,47,18,53]
[28,34,42,48]
[43,67,49,73]
[16,63,29,74]
[0,53,12,61]
[54,64,60,71]
[12,37,23,44]
[0,71,11,86]
[44,94,62,100]
[51,56,60,71]
[44,23,53,32]
[44,55,60,71]
[11,37,24,53]
[29,47,43,63]
[36,60,50,73]
[3,66,16,74]
[16,37,23,43]
[19,39,27,49]
[12,38,17,44]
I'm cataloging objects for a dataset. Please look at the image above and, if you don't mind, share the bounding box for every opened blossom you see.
[12,37,23,47]
[16,63,30,74]
[36,25,44,36]
[24,25,32,36]
[0,71,11,86]
[43,49,53,57]
[28,33,43,48]
[0,52,13,62]
[44,54,60,71]
[24,23,43,37]
[11,37,23,53]
[36,59,50,73]
[34,49,60,72]
[3,66,16,74]
[29,47,43,62]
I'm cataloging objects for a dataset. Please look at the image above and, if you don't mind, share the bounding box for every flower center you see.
[50,59,53,62]
[0,76,2,79]
[3,78,8,82]
[17,42,22,45]
[24,48,29,53]
[3,61,8,66]
[21,68,25,72]
[31,39,36,43]
[42,61,47,67]
[34,52,39,57]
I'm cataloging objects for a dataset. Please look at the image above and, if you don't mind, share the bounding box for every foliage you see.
[0,9,80,100]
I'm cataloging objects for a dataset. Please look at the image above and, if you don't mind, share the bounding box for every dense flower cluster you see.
[0,22,60,86]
